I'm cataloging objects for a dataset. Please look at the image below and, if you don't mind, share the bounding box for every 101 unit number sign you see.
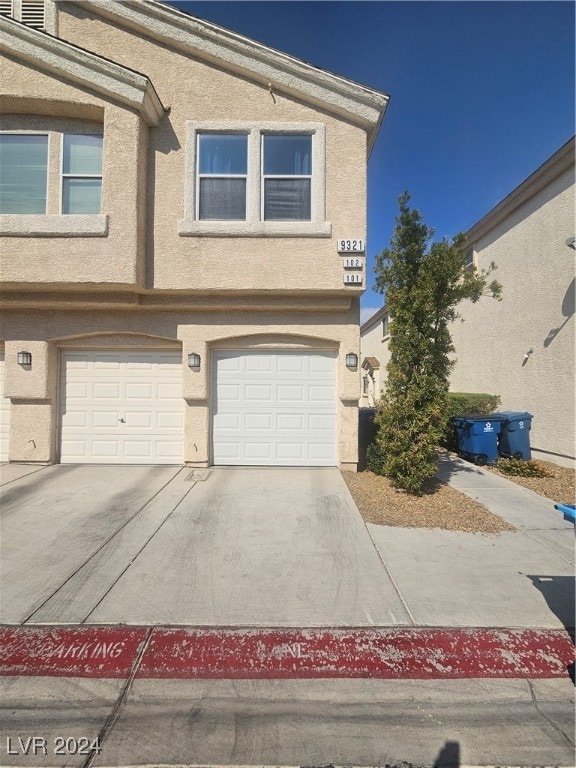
[337,239,365,253]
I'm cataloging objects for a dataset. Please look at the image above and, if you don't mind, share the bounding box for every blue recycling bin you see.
[495,411,533,460]
[452,414,503,465]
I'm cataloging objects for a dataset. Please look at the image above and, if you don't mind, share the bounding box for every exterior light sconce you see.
[345,353,358,369]
[17,351,32,366]
[523,347,534,360]
[566,236,575,250]
[187,353,201,369]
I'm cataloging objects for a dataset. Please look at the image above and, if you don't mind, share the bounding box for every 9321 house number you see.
[337,239,365,253]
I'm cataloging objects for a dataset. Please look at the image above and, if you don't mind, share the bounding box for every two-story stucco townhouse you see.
[0,0,388,470]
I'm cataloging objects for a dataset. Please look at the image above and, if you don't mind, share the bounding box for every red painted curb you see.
[0,626,573,679]
[0,626,148,678]
[138,627,575,680]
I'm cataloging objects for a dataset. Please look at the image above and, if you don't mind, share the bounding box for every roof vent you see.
[20,0,45,30]
[0,1,13,20]
[0,1,45,29]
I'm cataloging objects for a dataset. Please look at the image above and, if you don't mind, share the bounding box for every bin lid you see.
[492,411,533,421]
[452,413,506,422]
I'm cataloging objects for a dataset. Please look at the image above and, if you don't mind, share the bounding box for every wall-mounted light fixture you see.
[523,347,534,360]
[345,352,358,369]
[17,351,32,366]
[188,352,201,369]
[566,236,575,250]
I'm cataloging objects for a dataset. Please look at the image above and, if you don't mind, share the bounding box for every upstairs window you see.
[62,133,103,214]
[464,248,475,271]
[0,133,48,214]
[262,134,311,220]
[197,133,247,220]
[382,315,389,337]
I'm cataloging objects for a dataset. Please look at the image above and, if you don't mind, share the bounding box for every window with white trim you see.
[0,133,48,214]
[179,121,330,238]
[197,133,247,220]
[62,133,103,214]
[262,134,311,221]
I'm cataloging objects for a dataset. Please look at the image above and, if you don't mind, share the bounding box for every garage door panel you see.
[60,350,183,464]
[213,351,336,467]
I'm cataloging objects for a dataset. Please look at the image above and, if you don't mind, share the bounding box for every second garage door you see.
[60,350,184,464]
[213,350,337,466]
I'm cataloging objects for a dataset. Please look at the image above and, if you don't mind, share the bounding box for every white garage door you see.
[0,352,9,462]
[213,350,336,466]
[60,350,184,464]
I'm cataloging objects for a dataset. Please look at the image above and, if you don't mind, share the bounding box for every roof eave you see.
[69,0,388,139]
[466,136,575,245]
[0,16,165,125]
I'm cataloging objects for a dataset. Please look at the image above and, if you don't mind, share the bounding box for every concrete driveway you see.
[0,465,410,626]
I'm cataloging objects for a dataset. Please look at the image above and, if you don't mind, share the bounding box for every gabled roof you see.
[360,305,388,335]
[466,136,575,244]
[0,15,165,125]
[362,356,380,370]
[70,0,389,151]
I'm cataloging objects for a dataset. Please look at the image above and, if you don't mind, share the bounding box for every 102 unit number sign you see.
[337,239,365,253]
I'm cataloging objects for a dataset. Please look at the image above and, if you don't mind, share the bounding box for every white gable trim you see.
[0,15,165,125]
[69,0,389,149]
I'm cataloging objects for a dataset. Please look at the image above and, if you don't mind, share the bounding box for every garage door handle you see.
[119,418,126,423]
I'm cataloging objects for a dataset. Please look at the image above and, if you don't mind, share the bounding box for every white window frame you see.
[59,132,103,215]
[261,132,313,222]
[0,130,49,215]
[179,121,330,238]
[382,315,390,338]
[195,131,248,221]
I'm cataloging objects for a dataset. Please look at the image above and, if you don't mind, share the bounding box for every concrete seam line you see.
[81,480,198,623]
[80,628,154,768]
[527,678,576,748]
[337,472,417,625]
[0,464,51,488]
[363,525,417,626]
[21,467,185,624]
[519,529,575,567]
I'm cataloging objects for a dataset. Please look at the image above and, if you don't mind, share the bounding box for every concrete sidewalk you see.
[364,453,574,629]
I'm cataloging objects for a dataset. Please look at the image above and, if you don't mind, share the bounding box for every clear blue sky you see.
[169,1,575,322]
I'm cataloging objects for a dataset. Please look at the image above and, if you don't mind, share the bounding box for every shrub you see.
[496,458,553,478]
[440,392,501,451]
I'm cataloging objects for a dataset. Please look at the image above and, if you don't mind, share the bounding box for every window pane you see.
[199,134,247,175]
[263,135,311,175]
[63,178,102,214]
[199,177,246,220]
[63,134,102,175]
[264,178,311,220]
[0,134,47,214]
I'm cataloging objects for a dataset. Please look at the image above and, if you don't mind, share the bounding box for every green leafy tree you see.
[367,192,502,494]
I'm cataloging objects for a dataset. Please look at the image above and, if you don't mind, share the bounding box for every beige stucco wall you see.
[450,166,575,465]
[1,304,361,467]
[53,3,367,294]
[0,57,148,288]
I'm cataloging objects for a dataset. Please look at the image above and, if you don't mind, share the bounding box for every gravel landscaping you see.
[343,455,574,533]
[342,470,515,533]
[485,459,575,504]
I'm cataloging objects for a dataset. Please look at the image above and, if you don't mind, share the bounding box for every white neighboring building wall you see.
[451,137,575,467]
[360,306,391,406]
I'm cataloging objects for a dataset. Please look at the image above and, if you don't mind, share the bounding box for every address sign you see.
[337,239,365,253]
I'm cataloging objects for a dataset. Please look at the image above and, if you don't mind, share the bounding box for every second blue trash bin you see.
[453,415,503,465]
[495,411,533,460]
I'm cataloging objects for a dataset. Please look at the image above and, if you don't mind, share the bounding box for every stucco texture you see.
[0,58,147,287]
[1,305,361,466]
[450,167,575,463]
[55,3,368,293]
